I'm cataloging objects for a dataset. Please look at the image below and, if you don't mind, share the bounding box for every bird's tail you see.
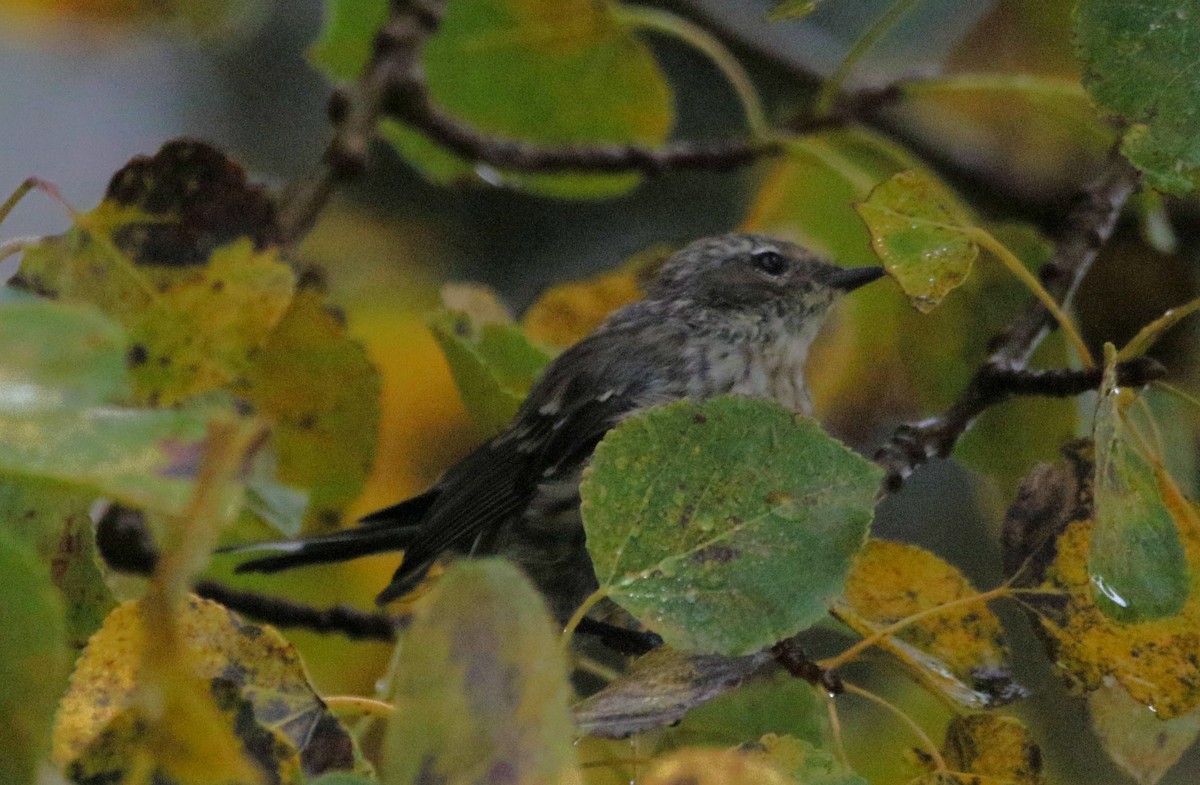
[226,491,436,575]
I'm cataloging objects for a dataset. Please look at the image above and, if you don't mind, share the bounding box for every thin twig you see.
[875,154,1142,490]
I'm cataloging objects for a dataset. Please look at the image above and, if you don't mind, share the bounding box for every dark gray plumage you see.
[231,234,884,621]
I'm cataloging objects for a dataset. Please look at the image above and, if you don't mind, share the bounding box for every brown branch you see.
[276,0,782,245]
[874,153,1143,490]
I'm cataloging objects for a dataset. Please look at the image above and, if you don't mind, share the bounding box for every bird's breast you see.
[691,323,816,415]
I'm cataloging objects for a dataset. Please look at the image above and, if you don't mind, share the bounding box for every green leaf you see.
[309,775,376,785]
[767,0,821,21]
[0,528,70,785]
[428,306,552,437]
[368,0,674,198]
[0,298,128,411]
[382,559,577,785]
[310,0,388,80]
[1090,344,1190,621]
[1075,0,1200,193]
[0,404,240,519]
[237,286,380,530]
[751,734,867,785]
[0,480,117,650]
[1090,677,1200,785]
[581,396,882,656]
[662,672,827,750]
[855,169,978,313]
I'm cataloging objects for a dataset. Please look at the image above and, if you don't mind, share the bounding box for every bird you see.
[230,234,884,623]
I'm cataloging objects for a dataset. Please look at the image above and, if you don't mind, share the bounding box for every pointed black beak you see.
[826,266,886,292]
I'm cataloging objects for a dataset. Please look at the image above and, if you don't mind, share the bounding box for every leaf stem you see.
[819,584,1012,671]
[841,681,947,771]
[323,695,396,719]
[0,178,37,228]
[1153,381,1200,413]
[616,5,771,139]
[561,586,610,649]
[814,0,924,116]
[968,228,1095,367]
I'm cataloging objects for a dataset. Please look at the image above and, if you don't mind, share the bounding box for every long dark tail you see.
[228,490,437,575]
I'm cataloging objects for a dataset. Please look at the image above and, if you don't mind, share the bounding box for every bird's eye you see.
[751,249,788,277]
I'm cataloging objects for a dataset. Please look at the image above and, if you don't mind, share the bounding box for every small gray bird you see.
[232,234,883,621]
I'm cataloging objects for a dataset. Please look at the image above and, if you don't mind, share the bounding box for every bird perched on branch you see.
[230,234,884,622]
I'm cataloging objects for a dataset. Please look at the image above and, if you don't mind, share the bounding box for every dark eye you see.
[751,249,788,277]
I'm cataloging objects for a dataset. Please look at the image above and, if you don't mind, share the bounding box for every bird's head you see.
[646,234,883,319]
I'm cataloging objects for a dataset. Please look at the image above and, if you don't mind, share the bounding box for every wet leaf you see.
[1089,677,1200,785]
[572,647,772,738]
[0,480,117,649]
[238,286,381,530]
[855,170,978,313]
[0,528,70,785]
[1089,344,1190,621]
[522,244,669,349]
[748,734,866,785]
[0,298,128,411]
[428,305,552,437]
[54,595,358,782]
[1075,0,1200,193]
[833,539,1024,708]
[374,0,674,198]
[938,714,1045,785]
[581,396,882,656]
[382,559,577,785]
[641,747,796,785]
[1027,513,1200,718]
[14,140,293,407]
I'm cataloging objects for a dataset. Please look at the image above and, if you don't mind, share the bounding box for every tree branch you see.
[874,154,1143,490]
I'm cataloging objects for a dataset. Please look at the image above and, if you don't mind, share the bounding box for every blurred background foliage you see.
[1,1,1198,783]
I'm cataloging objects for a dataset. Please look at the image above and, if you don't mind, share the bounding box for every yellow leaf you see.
[833,540,1022,708]
[938,714,1044,785]
[54,596,358,782]
[522,244,669,348]
[641,747,796,785]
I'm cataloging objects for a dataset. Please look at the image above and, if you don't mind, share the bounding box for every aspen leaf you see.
[1075,0,1200,193]
[855,170,978,313]
[1089,344,1190,622]
[929,714,1045,785]
[316,0,674,197]
[14,140,294,407]
[662,674,827,751]
[237,286,381,530]
[749,734,867,785]
[581,396,882,656]
[428,305,552,437]
[1089,677,1200,785]
[54,596,359,783]
[1026,513,1200,718]
[572,646,773,738]
[522,244,669,349]
[0,297,128,411]
[833,539,1024,708]
[382,559,577,785]
[0,481,116,649]
[0,529,70,785]
[640,747,795,785]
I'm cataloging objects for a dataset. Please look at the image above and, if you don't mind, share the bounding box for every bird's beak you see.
[826,266,886,292]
